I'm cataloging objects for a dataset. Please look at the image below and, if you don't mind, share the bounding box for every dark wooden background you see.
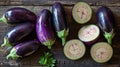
[0,0,120,67]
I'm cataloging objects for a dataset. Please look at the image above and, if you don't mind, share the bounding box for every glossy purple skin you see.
[52,2,68,31]
[36,9,55,43]
[6,22,34,44]
[5,7,37,24]
[97,6,115,33]
[14,40,40,57]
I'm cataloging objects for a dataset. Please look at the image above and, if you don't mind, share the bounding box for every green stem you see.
[6,48,20,59]
[1,37,12,47]
[104,31,115,44]
[43,40,55,49]
[57,29,68,46]
[0,15,7,23]
[61,37,66,46]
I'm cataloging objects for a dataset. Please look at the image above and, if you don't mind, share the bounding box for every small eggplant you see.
[7,40,40,59]
[36,9,55,49]
[1,22,34,47]
[52,2,69,46]
[0,7,37,24]
[97,6,115,44]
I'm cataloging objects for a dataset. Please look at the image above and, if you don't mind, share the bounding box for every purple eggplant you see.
[36,9,55,49]
[1,22,34,47]
[6,40,40,59]
[52,2,69,46]
[0,7,37,24]
[97,6,115,44]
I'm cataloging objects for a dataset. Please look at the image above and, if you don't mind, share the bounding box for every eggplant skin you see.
[7,40,40,59]
[36,9,55,49]
[7,22,34,44]
[5,7,37,24]
[97,6,115,44]
[97,6,115,32]
[52,2,68,46]
[16,40,40,57]
[52,2,68,31]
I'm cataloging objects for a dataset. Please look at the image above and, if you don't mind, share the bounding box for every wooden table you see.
[0,0,120,67]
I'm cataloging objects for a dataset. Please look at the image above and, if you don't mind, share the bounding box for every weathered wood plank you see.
[0,0,120,6]
[0,6,120,67]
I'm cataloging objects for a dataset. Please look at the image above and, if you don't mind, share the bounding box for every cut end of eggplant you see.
[78,24,100,43]
[64,39,86,60]
[6,48,20,60]
[1,37,12,47]
[90,42,113,63]
[0,15,7,24]
[57,29,68,46]
[72,2,92,24]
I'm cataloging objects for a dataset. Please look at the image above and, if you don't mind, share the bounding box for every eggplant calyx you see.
[1,37,12,47]
[0,15,7,24]
[43,40,55,49]
[57,29,68,46]
[104,30,115,44]
[6,48,20,59]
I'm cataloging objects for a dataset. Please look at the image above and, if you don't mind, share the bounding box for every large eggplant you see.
[7,40,40,59]
[52,2,69,46]
[1,22,34,47]
[0,7,37,24]
[36,9,55,49]
[97,6,115,44]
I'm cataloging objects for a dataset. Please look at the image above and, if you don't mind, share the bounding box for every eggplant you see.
[0,7,37,24]
[36,9,55,49]
[1,22,34,47]
[7,40,40,59]
[52,2,69,46]
[97,6,115,44]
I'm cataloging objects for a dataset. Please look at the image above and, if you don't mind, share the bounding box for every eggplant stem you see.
[1,37,12,47]
[0,15,7,23]
[104,30,114,44]
[6,48,20,59]
[43,40,55,49]
[61,37,66,46]
[57,29,68,46]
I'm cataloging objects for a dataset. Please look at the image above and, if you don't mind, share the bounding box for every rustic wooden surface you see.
[0,0,120,67]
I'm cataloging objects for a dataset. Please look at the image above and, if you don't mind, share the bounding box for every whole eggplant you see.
[52,2,69,46]
[7,40,40,59]
[97,6,115,44]
[1,22,34,47]
[0,7,37,24]
[36,9,55,49]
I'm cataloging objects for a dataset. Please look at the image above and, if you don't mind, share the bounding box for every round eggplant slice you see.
[64,39,86,60]
[78,24,100,44]
[72,2,92,24]
[90,42,113,63]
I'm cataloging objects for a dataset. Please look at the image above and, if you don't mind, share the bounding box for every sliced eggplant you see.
[90,42,113,63]
[78,24,100,45]
[97,6,115,44]
[64,39,86,60]
[72,2,92,24]
[0,7,37,24]
[7,40,40,59]
[1,22,34,47]
[52,2,69,46]
[36,9,55,49]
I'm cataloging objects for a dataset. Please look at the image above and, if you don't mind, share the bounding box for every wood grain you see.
[0,0,119,6]
[0,3,120,67]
